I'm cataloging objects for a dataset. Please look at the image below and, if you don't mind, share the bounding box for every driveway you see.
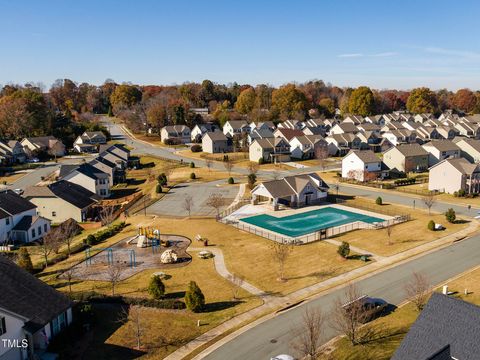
[146,180,239,217]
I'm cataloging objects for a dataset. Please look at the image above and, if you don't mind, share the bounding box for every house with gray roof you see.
[0,255,72,360]
[59,163,110,198]
[428,157,480,194]
[454,138,480,163]
[160,125,191,144]
[21,136,66,158]
[73,131,107,152]
[251,173,329,210]
[342,149,387,182]
[422,140,461,166]
[289,135,327,160]
[392,293,480,360]
[202,132,232,154]
[249,138,291,163]
[383,143,429,173]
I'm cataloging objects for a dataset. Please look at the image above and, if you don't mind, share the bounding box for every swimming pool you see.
[240,207,384,237]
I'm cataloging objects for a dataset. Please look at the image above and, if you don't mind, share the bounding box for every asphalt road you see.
[204,234,480,360]
[146,180,238,216]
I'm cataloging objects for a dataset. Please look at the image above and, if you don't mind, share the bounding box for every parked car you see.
[13,188,24,195]
[271,355,295,360]
[27,157,40,163]
[342,295,388,323]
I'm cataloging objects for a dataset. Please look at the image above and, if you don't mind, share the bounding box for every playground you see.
[69,227,192,281]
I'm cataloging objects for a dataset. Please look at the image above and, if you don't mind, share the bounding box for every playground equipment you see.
[134,227,163,253]
[85,247,137,268]
[160,249,178,264]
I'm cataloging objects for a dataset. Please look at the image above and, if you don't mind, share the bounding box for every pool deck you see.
[223,203,394,242]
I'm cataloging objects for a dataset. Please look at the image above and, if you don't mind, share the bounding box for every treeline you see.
[2,79,480,141]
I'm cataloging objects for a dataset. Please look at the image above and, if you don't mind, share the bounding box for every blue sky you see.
[1,0,479,90]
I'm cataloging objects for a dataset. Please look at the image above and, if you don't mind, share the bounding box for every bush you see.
[156,184,162,193]
[164,139,177,146]
[83,222,127,246]
[227,177,234,184]
[148,275,165,300]
[17,248,33,273]
[258,157,265,165]
[157,173,167,186]
[185,281,205,312]
[445,208,456,223]
[190,162,195,168]
[394,178,416,186]
[458,189,466,197]
[247,173,257,189]
[428,220,435,231]
[190,172,196,180]
[85,234,96,246]
[337,242,350,259]
[376,196,383,205]
[191,144,202,153]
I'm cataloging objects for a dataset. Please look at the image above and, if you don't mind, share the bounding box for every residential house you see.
[381,129,416,146]
[436,126,458,140]
[392,293,480,360]
[380,121,406,132]
[202,132,233,154]
[24,180,101,223]
[273,128,305,142]
[73,131,107,152]
[249,138,291,163]
[277,119,304,130]
[222,120,250,137]
[356,131,383,152]
[21,136,66,158]
[454,138,480,163]
[422,140,461,166]
[356,123,381,134]
[413,113,434,123]
[415,126,440,143]
[342,150,386,182]
[191,123,218,142]
[59,163,111,198]
[343,115,364,125]
[89,157,123,185]
[429,158,480,194]
[0,190,50,244]
[251,173,329,209]
[302,126,325,136]
[364,115,386,125]
[454,121,480,138]
[160,125,191,144]
[0,141,26,164]
[329,122,358,135]
[99,144,132,167]
[325,133,361,156]
[0,256,72,360]
[248,121,275,132]
[247,128,274,145]
[383,143,429,173]
[289,135,328,160]
[305,118,325,128]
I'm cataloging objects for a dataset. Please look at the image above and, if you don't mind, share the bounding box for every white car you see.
[13,189,24,195]
[271,355,295,360]
[27,157,40,163]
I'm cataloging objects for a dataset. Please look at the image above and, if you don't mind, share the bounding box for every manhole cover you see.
[270,339,277,344]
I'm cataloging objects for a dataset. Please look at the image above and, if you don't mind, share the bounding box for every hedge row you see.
[394,178,416,186]
[70,292,186,310]
[83,222,127,246]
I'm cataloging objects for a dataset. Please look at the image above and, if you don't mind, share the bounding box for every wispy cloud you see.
[424,47,480,59]
[337,52,397,58]
[338,53,363,58]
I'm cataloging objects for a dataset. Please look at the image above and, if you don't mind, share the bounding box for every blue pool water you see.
[240,207,384,237]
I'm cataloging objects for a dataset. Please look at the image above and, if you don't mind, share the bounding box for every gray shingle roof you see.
[0,190,36,218]
[0,255,71,332]
[392,293,480,360]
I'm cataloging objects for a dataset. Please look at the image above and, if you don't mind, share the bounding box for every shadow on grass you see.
[288,269,338,281]
[164,291,186,299]
[127,178,146,186]
[203,300,244,312]
[454,219,470,224]
[110,188,139,198]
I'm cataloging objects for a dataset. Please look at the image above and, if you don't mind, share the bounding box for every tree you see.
[185,281,205,312]
[247,161,259,175]
[235,87,256,114]
[406,87,438,114]
[227,273,244,300]
[106,263,125,296]
[206,193,224,218]
[376,196,383,205]
[110,85,142,112]
[247,173,257,189]
[17,248,33,273]
[314,145,329,170]
[58,218,81,256]
[63,267,76,293]
[223,158,234,176]
[445,208,456,223]
[291,307,325,360]
[404,272,431,311]
[119,305,144,350]
[205,158,213,172]
[428,220,435,231]
[148,275,166,299]
[99,206,117,227]
[348,86,375,116]
[271,84,307,120]
[386,223,393,246]
[37,232,61,268]
[318,98,335,118]
[331,284,370,345]
[337,241,350,259]
[183,195,194,217]
[270,240,294,281]
[422,194,436,215]
[453,88,477,113]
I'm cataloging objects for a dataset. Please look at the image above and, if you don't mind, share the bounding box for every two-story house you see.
[202,132,233,154]
[21,136,66,158]
[191,124,218,142]
[289,135,327,160]
[383,143,429,173]
[222,120,250,137]
[422,140,461,166]
[73,131,107,153]
[249,138,291,163]
[429,157,480,194]
[160,125,191,144]
[342,149,386,182]
[60,163,110,198]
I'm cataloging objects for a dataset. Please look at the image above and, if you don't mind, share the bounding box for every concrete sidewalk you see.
[164,220,479,360]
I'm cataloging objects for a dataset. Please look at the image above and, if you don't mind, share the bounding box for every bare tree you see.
[422,194,436,215]
[183,195,194,217]
[272,170,281,180]
[205,158,213,172]
[100,206,117,226]
[404,272,431,311]
[206,193,225,218]
[106,263,125,296]
[37,232,61,268]
[291,307,325,360]
[63,267,76,293]
[270,240,294,281]
[315,145,329,171]
[386,223,393,246]
[60,219,81,256]
[223,158,234,176]
[119,305,144,350]
[247,161,259,175]
[227,273,245,300]
[330,284,369,345]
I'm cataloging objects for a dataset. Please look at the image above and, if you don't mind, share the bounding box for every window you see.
[0,317,6,335]
[52,211,56,217]
[31,228,35,238]
[38,226,42,235]
[5,218,9,226]
[44,224,48,232]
